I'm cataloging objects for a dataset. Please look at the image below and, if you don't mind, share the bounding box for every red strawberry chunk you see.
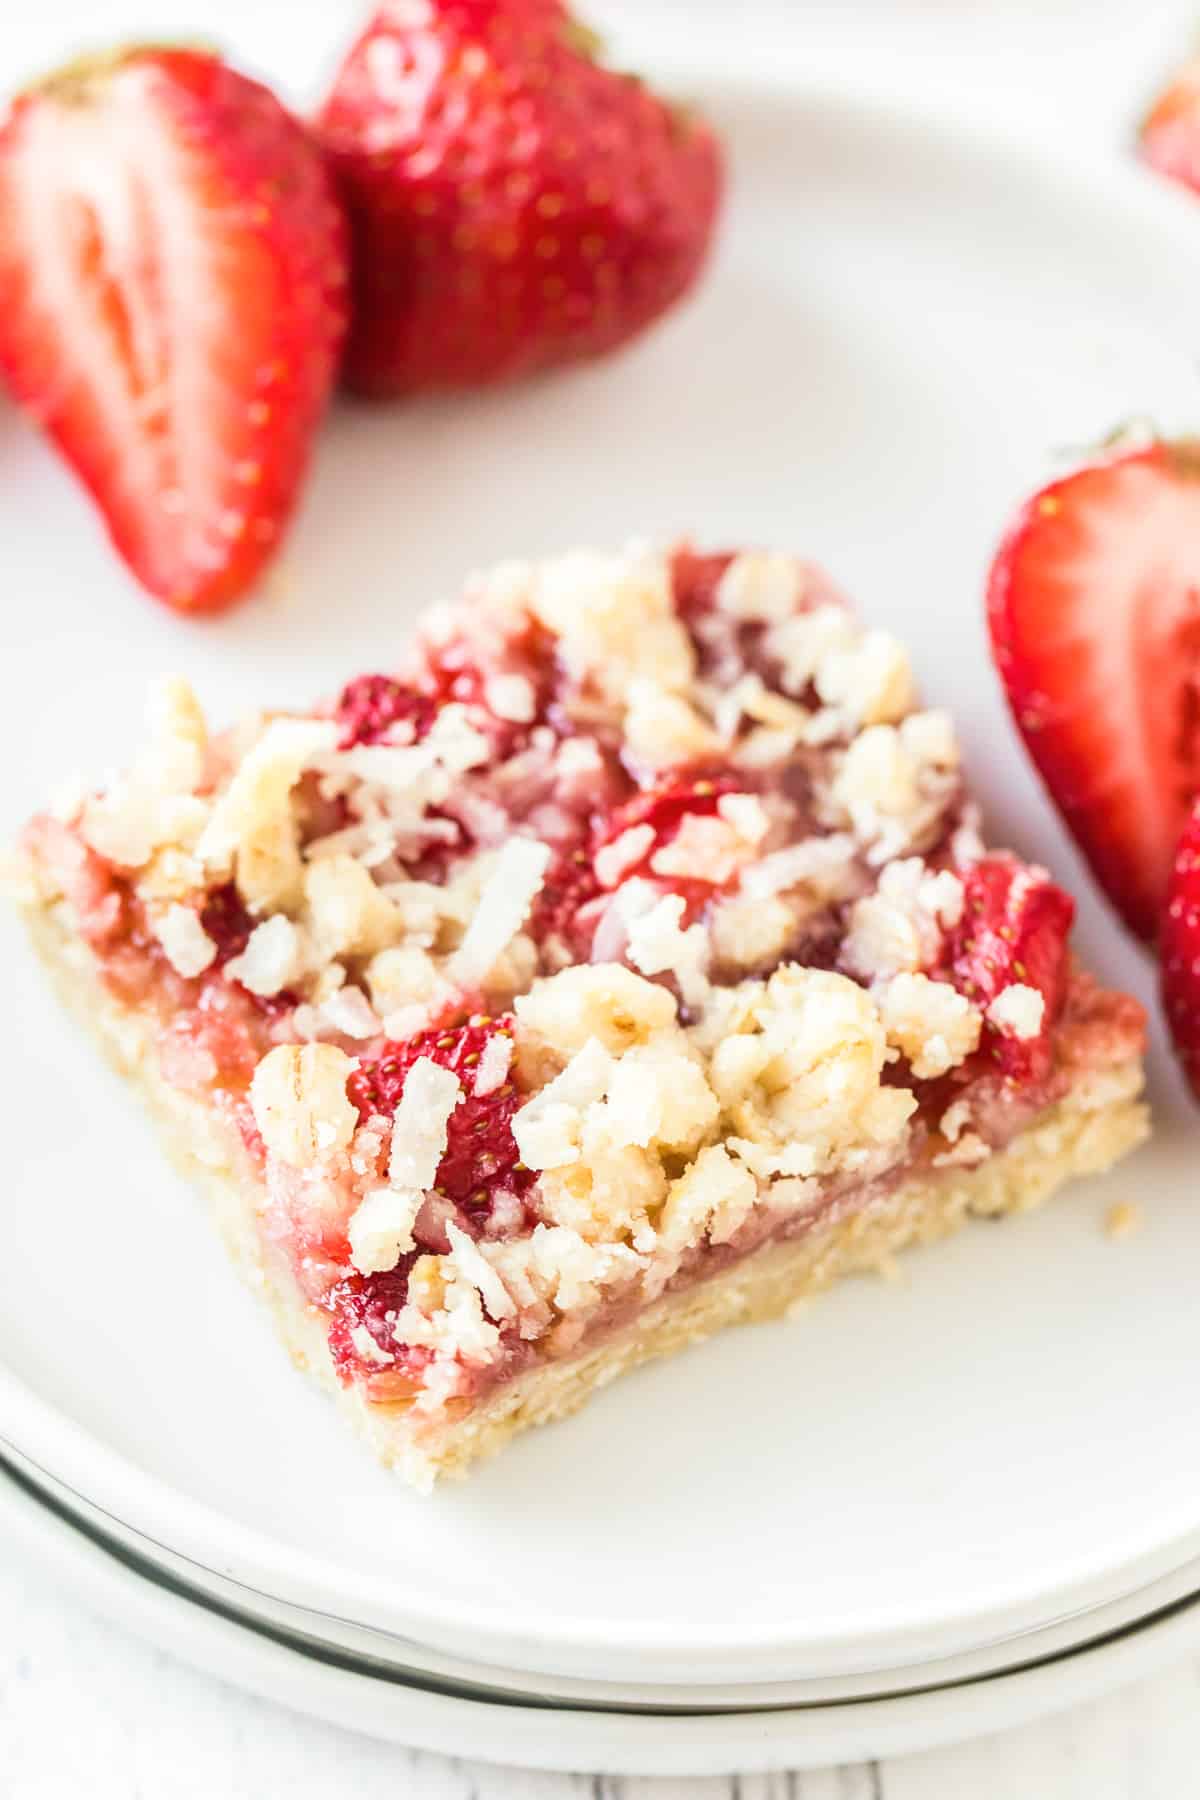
[945,857,1074,1079]
[1162,798,1200,1099]
[198,882,256,963]
[597,776,740,912]
[326,1259,434,1389]
[529,775,741,954]
[601,776,737,859]
[348,1016,535,1216]
[529,843,604,952]
[195,881,296,1019]
[670,547,737,619]
[987,442,1200,942]
[335,674,438,748]
[0,47,348,613]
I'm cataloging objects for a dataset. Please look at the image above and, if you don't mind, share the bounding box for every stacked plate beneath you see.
[6,1443,1200,1774]
[3,3,1200,1774]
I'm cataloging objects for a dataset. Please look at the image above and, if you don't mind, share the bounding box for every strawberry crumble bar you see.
[14,546,1149,1487]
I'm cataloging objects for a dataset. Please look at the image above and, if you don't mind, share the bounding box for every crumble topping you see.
[840,858,965,982]
[348,1185,422,1275]
[825,713,959,863]
[152,902,218,978]
[704,967,915,1179]
[708,892,795,972]
[250,1044,359,1168]
[81,676,211,870]
[387,1058,462,1188]
[657,1143,759,1255]
[225,913,306,997]
[716,549,806,623]
[815,629,916,728]
[531,545,694,703]
[473,1032,513,1096]
[303,855,403,961]
[987,982,1046,1041]
[448,837,550,985]
[516,964,677,1057]
[196,718,337,912]
[625,893,711,1007]
[875,972,982,1080]
[24,542,1093,1405]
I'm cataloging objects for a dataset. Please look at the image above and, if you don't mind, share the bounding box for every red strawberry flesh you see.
[944,857,1074,1080]
[0,46,348,612]
[348,1015,534,1213]
[670,547,737,619]
[1162,797,1200,1099]
[335,674,437,748]
[198,881,257,963]
[987,442,1200,941]
[528,775,739,952]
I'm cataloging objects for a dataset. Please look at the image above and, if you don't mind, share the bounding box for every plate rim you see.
[6,1443,1200,1775]
[4,63,1200,1683]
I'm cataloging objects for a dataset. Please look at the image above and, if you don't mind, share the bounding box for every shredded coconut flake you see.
[741,833,858,901]
[423,703,492,774]
[987,983,1045,1040]
[348,1186,423,1275]
[716,792,771,844]
[152,904,217,978]
[224,914,305,997]
[594,825,655,889]
[388,1058,462,1189]
[484,674,537,722]
[473,1033,513,1096]
[445,1221,517,1321]
[348,1324,395,1367]
[626,894,711,1007]
[318,985,381,1040]
[450,836,551,984]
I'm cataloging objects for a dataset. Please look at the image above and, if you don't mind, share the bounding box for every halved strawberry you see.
[1162,797,1200,1098]
[0,46,348,612]
[1140,57,1200,195]
[987,442,1200,941]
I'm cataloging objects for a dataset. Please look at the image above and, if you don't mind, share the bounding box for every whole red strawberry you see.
[1140,57,1200,194]
[0,47,348,612]
[1163,798,1200,1099]
[317,0,723,395]
[987,441,1200,942]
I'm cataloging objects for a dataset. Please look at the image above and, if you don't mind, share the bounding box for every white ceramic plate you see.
[3,1,1199,1691]
[8,1454,1200,1775]
[13,1435,1200,1716]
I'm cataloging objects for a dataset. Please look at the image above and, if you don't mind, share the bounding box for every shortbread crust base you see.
[24,900,1149,1489]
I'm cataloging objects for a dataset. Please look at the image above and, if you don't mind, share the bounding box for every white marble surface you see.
[4,2,1199,1795]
